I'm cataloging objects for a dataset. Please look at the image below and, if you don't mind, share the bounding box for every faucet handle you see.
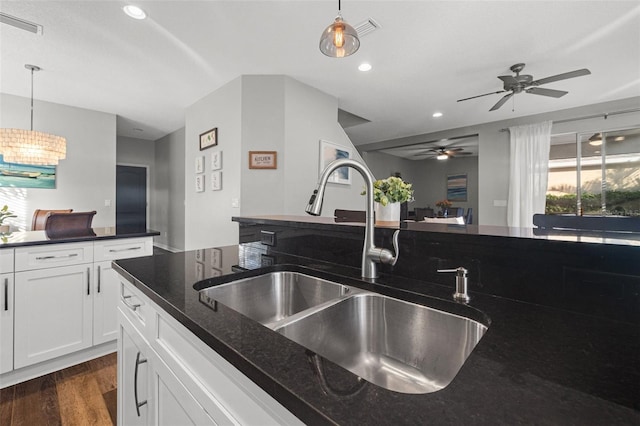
[371,230,400,266]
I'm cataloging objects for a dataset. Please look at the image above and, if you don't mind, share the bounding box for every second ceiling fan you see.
[457,63,591,111]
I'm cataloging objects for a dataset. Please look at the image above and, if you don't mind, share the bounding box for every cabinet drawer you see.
[118,276,151,337]
[0,249,14,274]
[94,237,153,262]
[15,242,93,271]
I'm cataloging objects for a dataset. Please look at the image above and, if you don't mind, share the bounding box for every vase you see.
[375,202,401,226]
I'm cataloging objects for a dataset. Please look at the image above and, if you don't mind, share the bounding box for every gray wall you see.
[358,96,640,226]
[154,128,186,251]
[0,93,116,230]
[183,75,367,250]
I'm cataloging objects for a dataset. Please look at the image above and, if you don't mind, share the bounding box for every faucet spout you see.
[306,158,399,280]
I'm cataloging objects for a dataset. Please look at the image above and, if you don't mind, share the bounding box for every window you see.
[546,127,640,217]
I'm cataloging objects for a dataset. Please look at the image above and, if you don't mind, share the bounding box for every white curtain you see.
[507,121,553,228]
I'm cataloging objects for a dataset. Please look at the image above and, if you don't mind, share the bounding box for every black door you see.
[116,165,147,231]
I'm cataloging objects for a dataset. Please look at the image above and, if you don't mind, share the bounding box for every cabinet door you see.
[119,320,151,426]
[93,261,118,344]
[153,357,217,426]
[0,273,13,374]
[14,264,93,368]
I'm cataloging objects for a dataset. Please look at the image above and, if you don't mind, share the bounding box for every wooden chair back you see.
[44,211,97,238]
[32,209,73,230]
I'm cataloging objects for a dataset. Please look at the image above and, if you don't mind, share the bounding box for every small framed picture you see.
[319,140,352,185]
[211,248,222,269]
[195,156,204,174]
[195,262,204,281]
[199,127,218,151]
[195,175,205,192]
[195,249,204,262]
[211,151,222,170]
[211,171,222,191]
[249,151,277,169]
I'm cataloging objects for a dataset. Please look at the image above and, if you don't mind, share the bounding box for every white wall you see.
[0,93,116,230]
[184,78,242,250]
[358,96,640,226]
[154,128,186,251]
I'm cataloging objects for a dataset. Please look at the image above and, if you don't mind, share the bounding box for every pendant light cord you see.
[30,67,34,131]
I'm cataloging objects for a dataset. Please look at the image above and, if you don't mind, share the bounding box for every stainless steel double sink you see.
[198,270,488,394]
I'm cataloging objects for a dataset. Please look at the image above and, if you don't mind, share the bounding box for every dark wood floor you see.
[0,353,117,426]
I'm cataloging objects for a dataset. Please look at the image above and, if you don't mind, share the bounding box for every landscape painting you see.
[447,173,467,201]
[0,155,56,189]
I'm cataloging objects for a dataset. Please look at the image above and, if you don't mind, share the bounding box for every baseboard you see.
[0,341,116,388]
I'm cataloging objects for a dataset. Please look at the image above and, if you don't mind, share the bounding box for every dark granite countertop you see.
[114,244,640,425]
[233,215,640,247]
[0,226,159,248]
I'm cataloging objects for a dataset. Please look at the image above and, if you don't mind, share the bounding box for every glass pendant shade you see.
[0,128,66,165]
[319,15,360,58]
[0,64,67,166]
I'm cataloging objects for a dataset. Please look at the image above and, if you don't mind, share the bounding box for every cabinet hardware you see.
[87,267,91,295]
[3,278,7,311]
[35,253,79,261]
[134,351,148,416]
[122,294,141,311]
[109,246,142,253]
[97,265,101,293]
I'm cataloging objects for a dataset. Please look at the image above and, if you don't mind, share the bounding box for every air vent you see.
[0,12,43,35]
[354,18,380,37]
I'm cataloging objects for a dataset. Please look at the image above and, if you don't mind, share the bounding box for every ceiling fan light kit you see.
[319,0,360,58]
[458,63,591,111]
[0,65,67,166]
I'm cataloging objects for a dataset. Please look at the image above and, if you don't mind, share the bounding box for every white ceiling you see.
[1,1,639,147]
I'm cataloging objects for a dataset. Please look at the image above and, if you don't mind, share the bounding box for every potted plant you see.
[0,205,17,234]
[435,199,452,217]
[362,176,414,225]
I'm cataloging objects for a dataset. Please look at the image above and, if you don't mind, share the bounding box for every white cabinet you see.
[117,274,303,426]
[0,273,14,374]
[93,261,119,344]
[119,314,151,426]
[0,249,13,274]
[14,264,93,369]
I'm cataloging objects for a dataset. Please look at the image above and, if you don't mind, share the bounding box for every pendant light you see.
[0,65,66,165]
[319,0,360,58]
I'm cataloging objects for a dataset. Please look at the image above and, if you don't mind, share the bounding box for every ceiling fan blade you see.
[526,87,568,98]
[444,147,463,153]
[457,90,506,102]
[498,75,518,85]
[489,92,514,111]
[531,68,591,86]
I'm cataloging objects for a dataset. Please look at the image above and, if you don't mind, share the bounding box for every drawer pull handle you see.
[134,351,148,417]
[121,294,141,311]
[109,247,142,253]
[35,253,79,261]
[87,267,91,295]
[97,265,101,293]
[3,278,8,311]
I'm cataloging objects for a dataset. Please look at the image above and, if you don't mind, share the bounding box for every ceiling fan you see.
[422,146,472,160]
[457,63,591,111]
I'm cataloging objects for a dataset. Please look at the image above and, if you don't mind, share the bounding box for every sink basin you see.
[275,293,487,394]
[198,271,350,327]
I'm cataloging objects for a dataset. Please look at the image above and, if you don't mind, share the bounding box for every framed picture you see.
[195,156,204,174]
[211,151,222,170]
[447,173,468,201]
[319,140,351,185]
[0,154,57,189]
[199,127,218,151]
[195,175,205,192]
[195,249,204,262]
[249,151,277,169]
[195,262,204,281]
[211,248,222,269]
[211,171,222,191]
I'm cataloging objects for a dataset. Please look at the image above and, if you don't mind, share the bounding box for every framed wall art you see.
[211,171,222,191]
[0,154,57,189]
[195,175,205,192]
[211,151,222,170]
[195,156,204,174]
[248,151,277,169]
[447,173,468,201]
[319,140,351,185]
[199,127,218,151]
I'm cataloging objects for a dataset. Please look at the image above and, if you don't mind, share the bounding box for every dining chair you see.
[465,208,473,224]
[44,211,97,238]
[334,209,366,223]
[31,209,73,230]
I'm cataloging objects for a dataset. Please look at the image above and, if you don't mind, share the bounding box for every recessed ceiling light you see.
[123,5,147,20]
[358,63,372,72]
[432,112,443,118]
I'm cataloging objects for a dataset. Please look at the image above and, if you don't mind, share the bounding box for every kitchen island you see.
[113,216,639,425]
